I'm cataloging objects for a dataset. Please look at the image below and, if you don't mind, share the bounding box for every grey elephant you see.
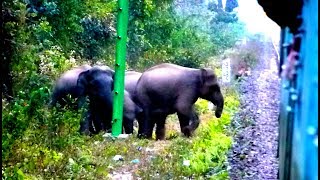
[134,63,224,140]
[125,71,142,96]
[122,90,143,134]
[50,64,92,109]
[78,66,142,135]
[124,71,142,130]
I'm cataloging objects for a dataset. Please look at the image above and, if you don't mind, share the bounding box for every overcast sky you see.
[235,0,281,42]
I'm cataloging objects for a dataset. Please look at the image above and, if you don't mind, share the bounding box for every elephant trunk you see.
[213,94,224,118]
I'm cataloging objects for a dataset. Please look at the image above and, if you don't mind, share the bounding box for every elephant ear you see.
[109,69,115,80]
[77,69,91,93]
[200,68,218,88]
[100,68,115,90]
[103,67,115,89]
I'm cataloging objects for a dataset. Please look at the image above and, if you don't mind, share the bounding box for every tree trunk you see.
[1,9,15,101]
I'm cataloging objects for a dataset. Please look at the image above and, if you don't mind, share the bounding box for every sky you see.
[234,0,281,42]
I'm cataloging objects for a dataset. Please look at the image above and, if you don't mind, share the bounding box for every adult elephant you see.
[50,64,92,109]
[135,63,224,140]
[77,66,114,134]
[78,66,142,135]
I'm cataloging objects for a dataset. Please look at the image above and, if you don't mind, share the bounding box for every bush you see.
[224,35,264,78]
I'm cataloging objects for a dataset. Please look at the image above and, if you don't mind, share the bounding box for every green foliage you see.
[84,0,117,19]
[3,0,246,179]
[195,99,210,114]
[45,0,85,51]
[126,0,241,70]
[77,16,115,62]
[2,95,30,161]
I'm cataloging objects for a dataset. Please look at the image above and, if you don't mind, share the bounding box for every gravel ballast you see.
[228,40,281,180]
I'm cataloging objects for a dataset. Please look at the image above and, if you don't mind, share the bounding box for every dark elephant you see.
[78,66,141,135]
[77,66,114,134]
[50,64,92,108]
[135,63,224,140]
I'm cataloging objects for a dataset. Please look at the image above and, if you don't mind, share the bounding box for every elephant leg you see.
[177,112,192,137]
[104,113,112,133]
[189,111,200,133]
[136,112,145,137]
[92,112,104,133]
[177,114,190,136]
[146,117,155,139]
[177,107,200,137]
[79,119,91,135]
[123,117,133,134]
[89,119,96,134]
[154,114,167,140]
[137,108,154,139]
[79,110,92,135]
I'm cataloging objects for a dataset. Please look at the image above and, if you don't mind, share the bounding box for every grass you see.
[2,86,240,180]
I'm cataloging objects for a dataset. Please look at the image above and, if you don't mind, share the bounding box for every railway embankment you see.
[228,40,280,180]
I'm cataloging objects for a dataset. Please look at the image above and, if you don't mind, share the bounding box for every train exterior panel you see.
[278,0,318,179]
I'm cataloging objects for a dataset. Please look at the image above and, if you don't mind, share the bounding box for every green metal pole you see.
[111,0,129,136]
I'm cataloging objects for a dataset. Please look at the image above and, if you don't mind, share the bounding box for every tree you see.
[225,0,239,12]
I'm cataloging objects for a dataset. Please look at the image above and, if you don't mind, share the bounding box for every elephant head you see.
[199,68,224,118]
[77,66,115,100]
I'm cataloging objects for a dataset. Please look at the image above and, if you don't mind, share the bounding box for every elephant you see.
[134,63,224,140]
[77,66,142,135]
[124,71,143,131]
[77,66,114,134]
[122,90,143,134]
[125,71,142,97]
[50,64,92,109]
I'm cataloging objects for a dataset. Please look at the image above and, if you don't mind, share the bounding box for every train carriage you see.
[258,0,318,179]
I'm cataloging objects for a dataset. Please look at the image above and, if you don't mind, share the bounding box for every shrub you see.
[225,35,264,78]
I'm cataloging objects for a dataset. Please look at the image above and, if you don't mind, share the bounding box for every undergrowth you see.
[2,86,239,179]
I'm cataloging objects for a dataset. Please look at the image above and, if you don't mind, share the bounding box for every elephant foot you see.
[181,126,193,137]
[138,134,153,140]
[137,133,149,139]
[80,129,91,136]
[155,134,165,140]
[156,136,165,141]
[156,128,166,140]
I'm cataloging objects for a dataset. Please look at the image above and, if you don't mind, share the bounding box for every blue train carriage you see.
[257,0,318,179]
[287,0,318,179]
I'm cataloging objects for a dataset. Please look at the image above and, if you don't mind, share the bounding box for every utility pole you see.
[111,0,129,137]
